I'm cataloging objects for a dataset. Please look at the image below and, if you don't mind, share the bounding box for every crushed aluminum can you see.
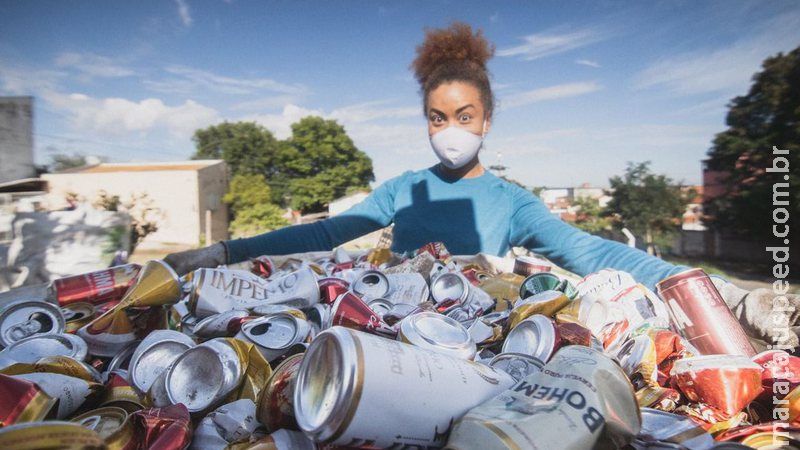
[147,369,172,408]
[193,310,252,338]
[630,407,715,450]
[519,272,562,299]
[53,263,141,307]
[71,406,135,450]
[2,355,101,383]
[246,429,317,450]
[430,271,469,305]
[129,330,195,394]
[488,352,545,383]
[305,303,331,336]
[165,345,229,413]
[752,350,800,405]
[397,311,477,360]
[467,317,496,345]
[507,289,570,329]
[15,372,100,419]
[366,297,394,317]
[740,430,800,448]
[104,341,138,376]
[61,302,95,334]
[327,291,397,338]
[381,303,419,327]
[557,321,603,350]
[236,314,311,362]
[502,314,560,363]
[198,338,245,402]
[635,386,681,412]
[99,370,145,413]
[0,373,57,426]
[476,272,525,311]
[0,421,105,449]
[513,255,552,277]
[671,355,763,417]
[251,304,306,320]
[0,332,88,366]
[0,300,65,347]
[130,404,193,450]
[617,334,659,390]
[383,272,430,306]
[351,270,390,298]
[318,277,350,305]
[788,385,800,425]
[294,326,514,448]
[656,268,755,357]
[257,353,304,432]
[446,345,641,450]
[190,267,320,318]
[191,399,261,450]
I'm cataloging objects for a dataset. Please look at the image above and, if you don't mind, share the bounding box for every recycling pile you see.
[0,242,798,450]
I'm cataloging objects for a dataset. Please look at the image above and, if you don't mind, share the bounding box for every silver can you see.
[164,339,242,413]
[304,303,330,336]
[294,326,514,448]
[351,270,390,299]
[193,310,251,338]
[0,332,88,365]
[0,300,65,347]
[488,352,545,382]
[236,314,311,362]
[502,314,560,363]
[398,311,476,360]
[367,298,394,318]
[430,272,469,305]
[129,330,195,394]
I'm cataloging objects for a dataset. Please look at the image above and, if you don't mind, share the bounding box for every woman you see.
[166,23,797,347]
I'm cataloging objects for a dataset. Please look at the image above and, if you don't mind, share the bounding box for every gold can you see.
[62,302,95,333]
[0,421,105,450]
[72,406,135,450]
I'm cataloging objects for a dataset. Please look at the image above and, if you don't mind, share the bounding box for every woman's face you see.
[427,81,492,137]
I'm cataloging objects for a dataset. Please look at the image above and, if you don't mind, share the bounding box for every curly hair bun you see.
[412,22,495,87]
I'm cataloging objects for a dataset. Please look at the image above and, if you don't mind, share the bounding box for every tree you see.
[572,196,611,234]
[49,152,106,172]
[283,117,374,212]
[223,174,289,238]
[604,162,691,253]
[704,46,800,240]
[192,122,281,178]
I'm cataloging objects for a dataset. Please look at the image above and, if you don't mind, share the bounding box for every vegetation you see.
[704,46,799,241]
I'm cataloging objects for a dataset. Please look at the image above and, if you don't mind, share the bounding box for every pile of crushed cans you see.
[0,241,797,449]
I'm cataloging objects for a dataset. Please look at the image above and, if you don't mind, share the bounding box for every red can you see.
[328,292,397,338]
[656,268,756,357]
[53,264,141,307]
[318,278,350,305]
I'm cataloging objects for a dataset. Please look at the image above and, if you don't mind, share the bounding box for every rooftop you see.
[57,160,224,174]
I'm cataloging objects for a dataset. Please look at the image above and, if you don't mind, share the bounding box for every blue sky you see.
[1,1,798,188]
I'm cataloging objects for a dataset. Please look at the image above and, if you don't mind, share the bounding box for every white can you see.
[294,326,514,448]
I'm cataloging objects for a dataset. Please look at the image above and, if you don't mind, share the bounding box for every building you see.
[41,160,228,247]
[0,97,35,185]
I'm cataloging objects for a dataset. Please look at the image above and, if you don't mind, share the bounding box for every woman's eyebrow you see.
[428,108,445,116]
[455,104,475,114]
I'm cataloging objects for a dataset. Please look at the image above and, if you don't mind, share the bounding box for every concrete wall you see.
[196,162,229,243]
[0,97,35,184]
[41,161,228,246]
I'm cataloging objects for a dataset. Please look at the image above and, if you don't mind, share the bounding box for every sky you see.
[1,1,798,189]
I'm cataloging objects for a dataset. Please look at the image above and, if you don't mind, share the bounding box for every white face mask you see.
[429,121,486,170]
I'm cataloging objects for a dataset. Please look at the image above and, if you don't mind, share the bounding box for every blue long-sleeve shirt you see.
[226,166,684,290]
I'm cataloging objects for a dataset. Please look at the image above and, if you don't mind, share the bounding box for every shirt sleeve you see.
[508,188,688,290]
[224,175,401,263]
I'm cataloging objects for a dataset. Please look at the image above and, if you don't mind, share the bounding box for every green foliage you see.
[192,122,281,177]
[704,46,800,240]
[192,117,374,214]
[572,196,611,234]
[49,152,106,172]
[284,117,374,212]
[223,173,289,238]
[604,162,690,246]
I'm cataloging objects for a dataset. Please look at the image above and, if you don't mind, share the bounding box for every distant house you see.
[41,160,228,247]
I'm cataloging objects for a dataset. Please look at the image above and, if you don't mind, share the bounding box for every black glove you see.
[163,243,227,276]
[713,278,800,349]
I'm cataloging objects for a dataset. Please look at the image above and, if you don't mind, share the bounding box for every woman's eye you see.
[459,114,471,122]
[430,115,443,123]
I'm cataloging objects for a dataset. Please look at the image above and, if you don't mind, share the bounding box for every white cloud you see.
[145,65,307,97]
[500,81,602,109]
[498,26,610,61]
[575,59,601,68]
[634,10,800,95]
[49,92,219,138]
[330,100,419,123]
[55,52,135,78]
[176,0,193,27]
[240,104,324,139]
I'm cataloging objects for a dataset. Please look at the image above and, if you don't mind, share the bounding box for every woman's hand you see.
[163,243,227,276]
[713,278,800,349]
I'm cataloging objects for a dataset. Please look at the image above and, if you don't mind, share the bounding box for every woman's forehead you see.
[428,81,483,111]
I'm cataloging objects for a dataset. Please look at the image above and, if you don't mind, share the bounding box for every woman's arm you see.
[509,190,687,290]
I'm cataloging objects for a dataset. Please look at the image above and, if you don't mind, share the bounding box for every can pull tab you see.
[6,312,56,341]
[78,415,103,431]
